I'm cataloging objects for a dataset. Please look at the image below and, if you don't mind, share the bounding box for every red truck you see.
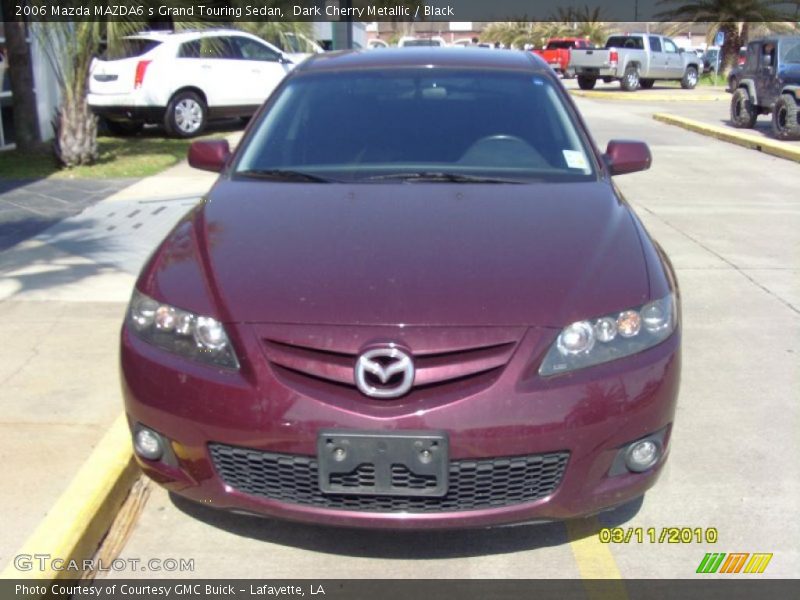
[533,38,592,77]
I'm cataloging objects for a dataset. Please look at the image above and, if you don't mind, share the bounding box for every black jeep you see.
[730,37,800,140]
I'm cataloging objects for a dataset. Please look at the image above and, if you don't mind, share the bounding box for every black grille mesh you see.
[209,444,569,513]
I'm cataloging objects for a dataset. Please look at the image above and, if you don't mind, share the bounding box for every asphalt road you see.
[103,95,799,579]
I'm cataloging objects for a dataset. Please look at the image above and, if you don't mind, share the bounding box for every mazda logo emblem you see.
[354,346,415,399]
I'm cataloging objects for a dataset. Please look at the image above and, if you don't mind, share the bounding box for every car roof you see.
[128,28,252,42]
[296,48,545,74]
[750,36,800,43]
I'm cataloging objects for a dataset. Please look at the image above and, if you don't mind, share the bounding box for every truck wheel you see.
[620,65,640,91]
[730,88,758,129]
[681,66,699,89]
[640,79,655,89]
[165,90,207,138]
[772,94,800,141]
[577,76,596,90]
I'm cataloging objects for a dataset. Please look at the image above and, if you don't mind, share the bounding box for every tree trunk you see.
[54,95,97,167]
[1,2,41,150]
[718,22,742,78]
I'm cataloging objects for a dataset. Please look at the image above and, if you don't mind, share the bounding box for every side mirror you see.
[188,140,231,173]
[604,140,652,176]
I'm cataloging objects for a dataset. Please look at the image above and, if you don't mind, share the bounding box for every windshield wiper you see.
[362,172,525,184]
[236,169,334,183]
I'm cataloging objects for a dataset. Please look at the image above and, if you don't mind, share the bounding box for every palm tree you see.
[656,0,792,76]
[1,0,41,150]
[552,6,608,46]
[481,22,559,49]
[35,21,149,167]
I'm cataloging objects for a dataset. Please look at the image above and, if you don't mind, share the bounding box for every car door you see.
[176,36,243,108]
[756,42,779,107]
[648,36,667,78]
[231,36,292,106]
[662,38,683,78]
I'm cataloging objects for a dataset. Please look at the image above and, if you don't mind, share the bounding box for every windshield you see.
[236,69,596,183]
[547,41,575,50]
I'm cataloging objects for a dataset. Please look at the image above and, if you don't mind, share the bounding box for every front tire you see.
[577,76,597,90]
[681,66,699,89]
[772,94,800,141]
[730,88,758,129]
[165,91,207,138]
[620,65,640,92]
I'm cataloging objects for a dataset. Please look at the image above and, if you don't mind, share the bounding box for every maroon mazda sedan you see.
[121,49,680,529]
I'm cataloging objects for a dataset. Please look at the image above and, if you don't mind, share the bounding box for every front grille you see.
[260,337,518,396]
[209,444,569,513]
[329,464,375,489]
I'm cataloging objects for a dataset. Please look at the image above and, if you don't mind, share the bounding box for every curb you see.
[1,414,137,581]
[653,113,800,163]
[570,90,726,102]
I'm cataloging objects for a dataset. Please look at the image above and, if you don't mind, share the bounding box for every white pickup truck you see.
[569,34,702,91]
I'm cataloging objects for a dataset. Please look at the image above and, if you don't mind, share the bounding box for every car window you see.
[233,37,281,62]
[606,36,644,50]
[782,40,800,64]
[761,43,777,68]
[178,37,239,60]
[236,69,595,183]
[102,38,162,60]
[649,37,662,53]
[663,39,678,54]
[745,44,759,69]
[547,41,575,50]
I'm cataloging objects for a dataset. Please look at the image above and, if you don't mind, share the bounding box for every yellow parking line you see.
[566,516,627,599]
[653,113,800,163]
[570,90,726,102]
[1,413,137,581]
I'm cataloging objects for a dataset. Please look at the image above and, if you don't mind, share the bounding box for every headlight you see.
[126,290,239,369]
[539,293,677,376]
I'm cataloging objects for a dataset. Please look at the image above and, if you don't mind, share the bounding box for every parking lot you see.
[2,87,798,581]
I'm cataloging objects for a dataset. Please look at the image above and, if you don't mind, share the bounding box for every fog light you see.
[625,439,660,472]
[134,427,163,460]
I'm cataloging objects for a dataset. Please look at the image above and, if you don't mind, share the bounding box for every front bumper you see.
[121,324,680,529]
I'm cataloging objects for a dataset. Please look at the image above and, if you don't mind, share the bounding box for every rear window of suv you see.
[236,69,596,183]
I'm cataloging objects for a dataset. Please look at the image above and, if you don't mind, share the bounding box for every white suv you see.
[89,29,293,137]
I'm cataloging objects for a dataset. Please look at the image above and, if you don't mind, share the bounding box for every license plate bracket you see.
[317,430,449,497]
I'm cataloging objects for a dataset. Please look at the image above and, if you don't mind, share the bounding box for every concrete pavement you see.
[0,158,218,570]
[0,179,136,251]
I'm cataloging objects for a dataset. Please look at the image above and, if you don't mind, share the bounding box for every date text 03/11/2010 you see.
[599,527,720,544]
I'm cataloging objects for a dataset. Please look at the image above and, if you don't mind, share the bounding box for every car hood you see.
[152,180,651,327]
